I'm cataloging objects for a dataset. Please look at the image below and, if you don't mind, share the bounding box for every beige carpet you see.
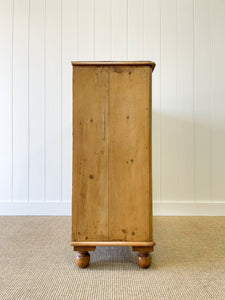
[0,216,224,299]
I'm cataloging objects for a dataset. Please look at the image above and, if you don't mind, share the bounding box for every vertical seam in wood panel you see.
[93,0,95,60]
[108,67,110,240]
[74,68,78,239]
[11,0,15,202]
[28,0,31,202]
[61,0,63,201]
[142,0,144,60]
[159,0,162,202]
[176,0,179,203]
[77,0,79,60]
[193,0,196,202]
[209,0,213,203]
[176,0,180,203]
[126,0,128,60]
[109,0,111,60]
[149,68,151,240]
[44,0,47,201]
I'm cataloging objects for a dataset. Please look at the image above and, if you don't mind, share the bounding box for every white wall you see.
[0,0,225,216]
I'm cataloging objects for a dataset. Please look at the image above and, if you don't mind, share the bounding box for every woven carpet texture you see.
[0,216,224,299]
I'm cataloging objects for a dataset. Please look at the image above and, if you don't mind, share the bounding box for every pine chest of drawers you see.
[71,61,156,268]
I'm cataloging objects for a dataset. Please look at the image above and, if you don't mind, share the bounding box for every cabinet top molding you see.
[71,61,156,71]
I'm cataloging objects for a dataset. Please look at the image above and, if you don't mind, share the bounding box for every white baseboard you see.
[0,202,72,216]
[153,202,225,216]
[0,201,225,216]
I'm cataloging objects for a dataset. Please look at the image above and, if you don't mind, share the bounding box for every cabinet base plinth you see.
[72,242,155,268]
[71,241,155,247]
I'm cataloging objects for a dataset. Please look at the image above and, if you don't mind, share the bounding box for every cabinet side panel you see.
[72,66,109,241]
[149,70,153,241]
[109,66,151,242]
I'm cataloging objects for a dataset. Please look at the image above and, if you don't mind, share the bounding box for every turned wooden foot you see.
[75,251,90,268]
[74,246,95,268]
[132,245,155,269]
[136,252,152,269]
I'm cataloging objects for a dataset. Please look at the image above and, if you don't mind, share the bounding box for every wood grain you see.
[71,241,155,247]
[71,61,156,70]
[108,66,152,242]
[72,66,109,241]
[72,63,154,249]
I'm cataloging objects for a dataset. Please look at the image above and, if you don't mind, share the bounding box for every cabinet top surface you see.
[71,61,155,71]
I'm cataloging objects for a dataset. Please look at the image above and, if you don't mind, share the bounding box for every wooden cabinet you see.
[71,61,156,268]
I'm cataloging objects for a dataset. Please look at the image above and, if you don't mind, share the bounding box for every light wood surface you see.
[71,61,156,70]
[108,66,151,241]
[71,241,156,247]
[72,62,155,266]
[72,66,109,241]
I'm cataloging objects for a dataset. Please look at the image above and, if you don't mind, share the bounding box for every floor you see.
[0,216,224,299]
